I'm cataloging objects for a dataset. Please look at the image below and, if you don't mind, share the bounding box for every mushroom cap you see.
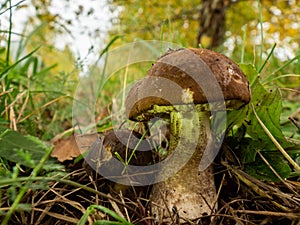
[84,129,154,183]
[126,48,250,121]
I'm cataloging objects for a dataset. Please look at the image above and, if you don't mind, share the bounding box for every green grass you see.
[78,205,134,225]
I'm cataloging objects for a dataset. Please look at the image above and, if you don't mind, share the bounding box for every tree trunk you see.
[197,0,229,49]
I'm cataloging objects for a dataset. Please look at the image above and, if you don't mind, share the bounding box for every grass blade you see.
[241,24,247,63]
[271,53,300,75]
[0,47,40,81]
[258,0,264,68]
[258,43,276,73]
[77,205,133,225]
[5,0,12,67]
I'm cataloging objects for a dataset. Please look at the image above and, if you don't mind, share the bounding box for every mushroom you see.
[84,129,154,191]
[125,48,250,223]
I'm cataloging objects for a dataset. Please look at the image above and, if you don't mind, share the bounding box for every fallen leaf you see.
[52,133,98,162]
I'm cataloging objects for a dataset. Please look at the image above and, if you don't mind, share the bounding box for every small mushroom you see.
[84,129,154,191]
[125,48,251,223]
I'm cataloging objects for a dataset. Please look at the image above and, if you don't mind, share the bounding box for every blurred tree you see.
[197,0,229,48]
[107,0,201,46]
[108,0,300,64]
[108,0,242,48]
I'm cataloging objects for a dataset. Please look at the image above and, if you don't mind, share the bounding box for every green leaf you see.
[240,64,292,148]
[239,64,261,88]
[248,89,290,145]
[237,138,263,163]
[280,101,300,140]
[226,105,249,131]
[244,152,291,182]
[0,129,58,170]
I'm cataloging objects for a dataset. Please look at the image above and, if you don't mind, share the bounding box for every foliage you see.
[108,0,201,46]
[108,1,300,64]
[0,142,55,225]
[0,7,78,139]
[0,1,77,224]
[0,127,63,170]
[226,63,300,181]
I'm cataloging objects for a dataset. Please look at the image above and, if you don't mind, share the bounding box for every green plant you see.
[0,140,54,225]
[78,205,134,225]
[224,53,300,182]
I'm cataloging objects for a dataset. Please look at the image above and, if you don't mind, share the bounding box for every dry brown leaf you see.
[51,133,98,162]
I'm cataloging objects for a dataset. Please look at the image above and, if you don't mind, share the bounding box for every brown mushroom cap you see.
[84,129,154,184]
[126,48,251,121]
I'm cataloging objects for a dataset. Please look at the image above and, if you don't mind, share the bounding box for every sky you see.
[1,0,118,72]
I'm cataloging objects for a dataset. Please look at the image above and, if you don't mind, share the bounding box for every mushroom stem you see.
[151,106,217,223]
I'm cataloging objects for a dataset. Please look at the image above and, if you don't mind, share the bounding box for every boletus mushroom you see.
[84,129,154,191]
[125,48,251,223]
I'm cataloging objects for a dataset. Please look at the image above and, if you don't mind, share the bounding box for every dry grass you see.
[1,147,300,225]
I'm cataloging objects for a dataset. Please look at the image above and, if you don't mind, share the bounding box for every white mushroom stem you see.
[151,106,217,223]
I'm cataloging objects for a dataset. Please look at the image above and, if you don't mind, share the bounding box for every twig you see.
[18,96,68,123]
[288,116,300,130]
[235,210,300,219]
[227,165,291,211]
[0,176,141,218]
[257,151,298,196]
